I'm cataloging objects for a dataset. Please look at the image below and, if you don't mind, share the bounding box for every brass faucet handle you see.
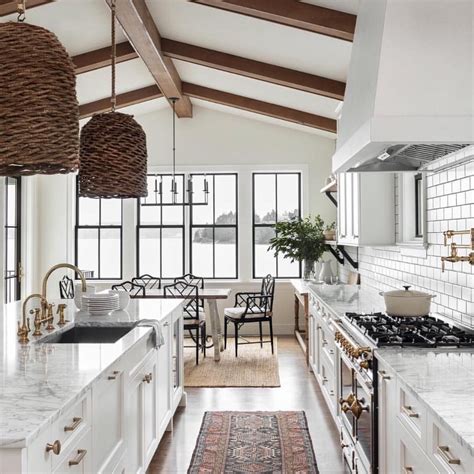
[18,317,30,344]
[31,309,43,337]
[45,303,55,331]
[56,303,68,327]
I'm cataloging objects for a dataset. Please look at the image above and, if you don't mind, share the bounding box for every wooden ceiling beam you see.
[182,82,336,133]
[162,38,344,100]
[79,85,162,119]
[73,41,138,74]
[189,0,356,41]
[105,0,192,118]
[73,38,345,100]
[0,0,53,17]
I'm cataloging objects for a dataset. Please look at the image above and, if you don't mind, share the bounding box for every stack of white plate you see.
[82,293,119,316]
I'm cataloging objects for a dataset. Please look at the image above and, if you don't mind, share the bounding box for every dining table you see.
[142,288,232,361]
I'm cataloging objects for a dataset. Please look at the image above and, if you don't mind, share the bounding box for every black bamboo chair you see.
[224,274,275,357]
[132,274,161,294]
[163,281,206,365]
[111,281,145,298]
[174,273,205,311]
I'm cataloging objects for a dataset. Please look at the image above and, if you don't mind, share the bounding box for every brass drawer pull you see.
[403,467,414,474]
[437,445,461,465]
[322,376,328,384]
[69,449,87,466]
[401,405,419,418]
[143,372,153,384]
[64,416,83,432]
[108,370,120,380]
[45,440,61,455]
[378,370,391,380]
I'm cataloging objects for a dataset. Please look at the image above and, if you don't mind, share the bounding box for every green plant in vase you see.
[323,221,336,241]
[268,215,327,280]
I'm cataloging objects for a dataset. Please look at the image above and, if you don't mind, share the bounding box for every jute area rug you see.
[184,337,280,388]
[188,411,319,473]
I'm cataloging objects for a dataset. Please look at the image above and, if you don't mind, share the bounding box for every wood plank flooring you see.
[148,337,346,473]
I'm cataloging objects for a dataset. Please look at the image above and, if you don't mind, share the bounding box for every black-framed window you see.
[137,174,185,278]
[252,172,301,279]
[190,173,238,279]
[415,173,423,238]
[75,183,123,280]
[4,177,21,303]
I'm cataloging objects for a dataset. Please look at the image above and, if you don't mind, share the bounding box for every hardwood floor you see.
[148,337,346,473]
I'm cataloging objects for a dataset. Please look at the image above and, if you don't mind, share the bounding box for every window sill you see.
[396,241,428,258]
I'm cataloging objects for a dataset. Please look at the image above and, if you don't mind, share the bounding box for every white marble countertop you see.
[0,298,182,449]
[305,281,474,456]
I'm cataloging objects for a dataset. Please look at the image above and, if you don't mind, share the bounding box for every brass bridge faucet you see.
[19,263,87,343]
[441,229,474,272]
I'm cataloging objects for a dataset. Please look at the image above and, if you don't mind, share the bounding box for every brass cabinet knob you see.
[341,442,349,449]
[142,372,153,384]
[339,393,355,407]
[350,398,369,420]
[46,440,61,455]
[359,360,370,370]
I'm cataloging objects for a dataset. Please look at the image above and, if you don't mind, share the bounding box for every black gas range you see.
[345,312,474,348]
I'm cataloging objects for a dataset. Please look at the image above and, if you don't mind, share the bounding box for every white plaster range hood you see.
[332,0,474,173]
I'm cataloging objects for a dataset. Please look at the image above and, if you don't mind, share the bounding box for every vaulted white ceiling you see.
[2,0,360,137]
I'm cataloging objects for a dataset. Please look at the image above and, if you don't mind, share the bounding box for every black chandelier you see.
[141,98,209,207]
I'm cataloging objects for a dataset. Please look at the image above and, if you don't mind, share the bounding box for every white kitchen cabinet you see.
[377,356,474,474]
[1,309,185,474]
[337,172,395,246]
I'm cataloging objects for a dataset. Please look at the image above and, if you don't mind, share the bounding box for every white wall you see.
[339,146,474,329]
[30,104,336,335]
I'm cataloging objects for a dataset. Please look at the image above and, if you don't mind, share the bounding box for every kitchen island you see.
[304,281,474,473]
[0,298,184,473]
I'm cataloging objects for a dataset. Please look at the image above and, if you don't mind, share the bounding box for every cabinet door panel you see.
[127,371,144,473]
[338,173,347,239]
[157,317,172,437]
[352,173,360,239]
[92,368,124,472]
[143,354,159,467]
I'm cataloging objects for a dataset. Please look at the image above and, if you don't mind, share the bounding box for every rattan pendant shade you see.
[78,0,148,199]
[0,22,79,176]
[79,111,148,198]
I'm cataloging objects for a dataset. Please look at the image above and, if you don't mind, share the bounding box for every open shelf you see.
[320,180,337,193]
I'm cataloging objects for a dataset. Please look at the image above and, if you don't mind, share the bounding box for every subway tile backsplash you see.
[339,146,474,328]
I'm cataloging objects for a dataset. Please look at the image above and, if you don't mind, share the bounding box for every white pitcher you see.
[319,260,333,284]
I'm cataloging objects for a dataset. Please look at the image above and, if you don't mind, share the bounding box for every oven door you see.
[339,352,356,437]
[354,372,373,469]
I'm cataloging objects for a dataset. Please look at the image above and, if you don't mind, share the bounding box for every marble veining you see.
[0,298,182,448]
[307,283,474,456]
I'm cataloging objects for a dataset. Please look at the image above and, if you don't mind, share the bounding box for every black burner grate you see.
[345,312,474,348]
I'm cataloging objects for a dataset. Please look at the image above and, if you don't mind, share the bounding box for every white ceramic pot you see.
[379,285,436,317]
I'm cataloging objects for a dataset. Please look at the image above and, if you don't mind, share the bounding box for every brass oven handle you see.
[45,440,61,455]
[143,372,153,384]
[437,445,461,465]
[401,405,419,418]
[64,416,83,432]
[350,398,369,420]
[68,449,87,466]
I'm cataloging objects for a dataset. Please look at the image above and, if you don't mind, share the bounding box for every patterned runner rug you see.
[188,411,319,473]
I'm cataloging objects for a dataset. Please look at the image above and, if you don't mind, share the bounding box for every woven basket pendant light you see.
[0,2,79,176]
[78,0,147,199]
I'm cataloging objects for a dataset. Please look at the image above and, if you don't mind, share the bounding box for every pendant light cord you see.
[111,0,117,112]
[172,98,176,181]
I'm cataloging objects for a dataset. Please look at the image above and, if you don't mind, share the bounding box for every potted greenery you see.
[323,221,336,241]
[268,215,327,280]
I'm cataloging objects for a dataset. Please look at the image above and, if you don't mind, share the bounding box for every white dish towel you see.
[134,319,165,348]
